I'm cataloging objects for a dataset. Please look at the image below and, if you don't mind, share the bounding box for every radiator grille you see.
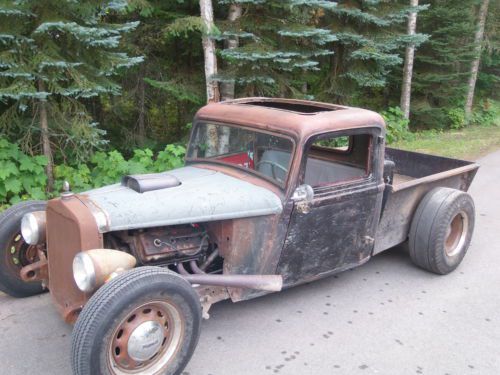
[46,197,102,323]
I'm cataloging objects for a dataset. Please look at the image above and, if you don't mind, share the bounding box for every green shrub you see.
[91,150,132,187]
[0,139,47,206]
[89,145,186,186]
[470,100,500,127]
[154,144,187,172]
[380,107,414,144]
[54,164,93,192]
[447,108,466,129]
[0,138,187,210]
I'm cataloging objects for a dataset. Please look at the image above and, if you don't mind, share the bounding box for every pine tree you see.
[111,0,207,149]
[216,0,339,97]
[0,0,142,189]
[411,0,477,128]
[316,0,428,105]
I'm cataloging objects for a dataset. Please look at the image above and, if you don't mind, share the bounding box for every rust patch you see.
[206,215,287,302]
[194,98,386,140]
[20,247,48,285]
[195,286,230,319]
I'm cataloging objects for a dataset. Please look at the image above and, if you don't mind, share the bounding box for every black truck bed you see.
[373,148,479,254]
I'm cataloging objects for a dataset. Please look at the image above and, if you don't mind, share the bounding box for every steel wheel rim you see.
[445,211,468,257]
[107,300,184,375]
[4,232,38,278]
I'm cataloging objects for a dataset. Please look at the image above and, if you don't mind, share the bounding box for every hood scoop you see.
[122,173,181,193]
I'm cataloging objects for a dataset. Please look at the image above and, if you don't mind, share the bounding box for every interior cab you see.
[186,121,295,187]
[303,132,372,187]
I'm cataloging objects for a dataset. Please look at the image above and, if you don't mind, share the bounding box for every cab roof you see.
[195,97,386,140]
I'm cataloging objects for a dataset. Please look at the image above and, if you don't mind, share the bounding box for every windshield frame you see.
[185,120,297,189]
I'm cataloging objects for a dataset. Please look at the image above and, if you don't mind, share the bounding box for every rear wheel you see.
[409,187,475,275]
[0,201,47,297]
[71,267,202,375]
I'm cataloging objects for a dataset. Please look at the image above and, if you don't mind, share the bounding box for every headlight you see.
[21,211,46,245]
[73,249,137,293]
[73,252,96,293]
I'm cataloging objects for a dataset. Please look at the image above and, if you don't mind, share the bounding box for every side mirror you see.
[292,184,314,214]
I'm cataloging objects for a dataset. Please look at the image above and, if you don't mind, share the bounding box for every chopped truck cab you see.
[0,98,479,375]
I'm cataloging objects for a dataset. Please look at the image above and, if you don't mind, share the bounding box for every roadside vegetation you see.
[0,140,186,212]
[394,123,500,160]
[393,100,500,160]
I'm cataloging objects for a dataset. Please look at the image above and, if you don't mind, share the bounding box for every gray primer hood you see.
[81,166,283,232]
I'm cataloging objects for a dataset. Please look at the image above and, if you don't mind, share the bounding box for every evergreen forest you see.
[0,0,498,207]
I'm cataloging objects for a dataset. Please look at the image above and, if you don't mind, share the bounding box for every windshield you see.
[187,122,294,185]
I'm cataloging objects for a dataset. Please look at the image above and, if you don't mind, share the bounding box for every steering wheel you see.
[255,160,288,181]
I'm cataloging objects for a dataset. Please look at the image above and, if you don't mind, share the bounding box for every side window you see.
[304,133,371,187]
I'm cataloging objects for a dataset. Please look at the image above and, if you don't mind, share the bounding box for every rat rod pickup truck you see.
[0,98,479,375]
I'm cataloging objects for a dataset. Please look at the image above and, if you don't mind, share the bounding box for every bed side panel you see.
[374,170,476,254]
[385,148,473,179]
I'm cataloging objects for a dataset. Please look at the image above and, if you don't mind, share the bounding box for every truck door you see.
[277,128,385,285]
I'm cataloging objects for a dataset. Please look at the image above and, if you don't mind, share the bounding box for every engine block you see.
[132,225,209,264]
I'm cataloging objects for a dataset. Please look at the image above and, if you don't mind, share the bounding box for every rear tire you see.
[0,201,47,297]
[409,188,475,275]
[71,267,202,375]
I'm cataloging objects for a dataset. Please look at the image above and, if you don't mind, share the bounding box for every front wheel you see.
[71,267,202,375]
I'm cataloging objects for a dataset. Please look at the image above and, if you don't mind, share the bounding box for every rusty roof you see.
[195,97,386,139]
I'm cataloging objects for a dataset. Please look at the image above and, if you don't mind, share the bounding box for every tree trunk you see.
[302,81,308,95]
[137,66,146,146]
[217,4,242,154]
[37,80,54,192]
[220,4,242,102]
[464,0,490,123]
[199,0,220,104]
[400,0,419,120]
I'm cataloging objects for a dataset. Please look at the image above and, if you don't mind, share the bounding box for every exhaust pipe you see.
[189,260,205,274]
[182,274,283,292]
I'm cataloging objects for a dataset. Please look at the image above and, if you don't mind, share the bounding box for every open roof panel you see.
[228,98,346,115]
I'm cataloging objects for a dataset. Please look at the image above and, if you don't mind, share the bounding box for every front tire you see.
[71,267,202,375]
[0,200,47,297]
[409,187,475,275]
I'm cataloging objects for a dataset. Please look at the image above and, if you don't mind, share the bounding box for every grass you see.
[392,124,500,161]
[393,101,500,161]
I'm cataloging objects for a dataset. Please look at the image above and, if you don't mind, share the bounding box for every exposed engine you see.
[105,224,211,266]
